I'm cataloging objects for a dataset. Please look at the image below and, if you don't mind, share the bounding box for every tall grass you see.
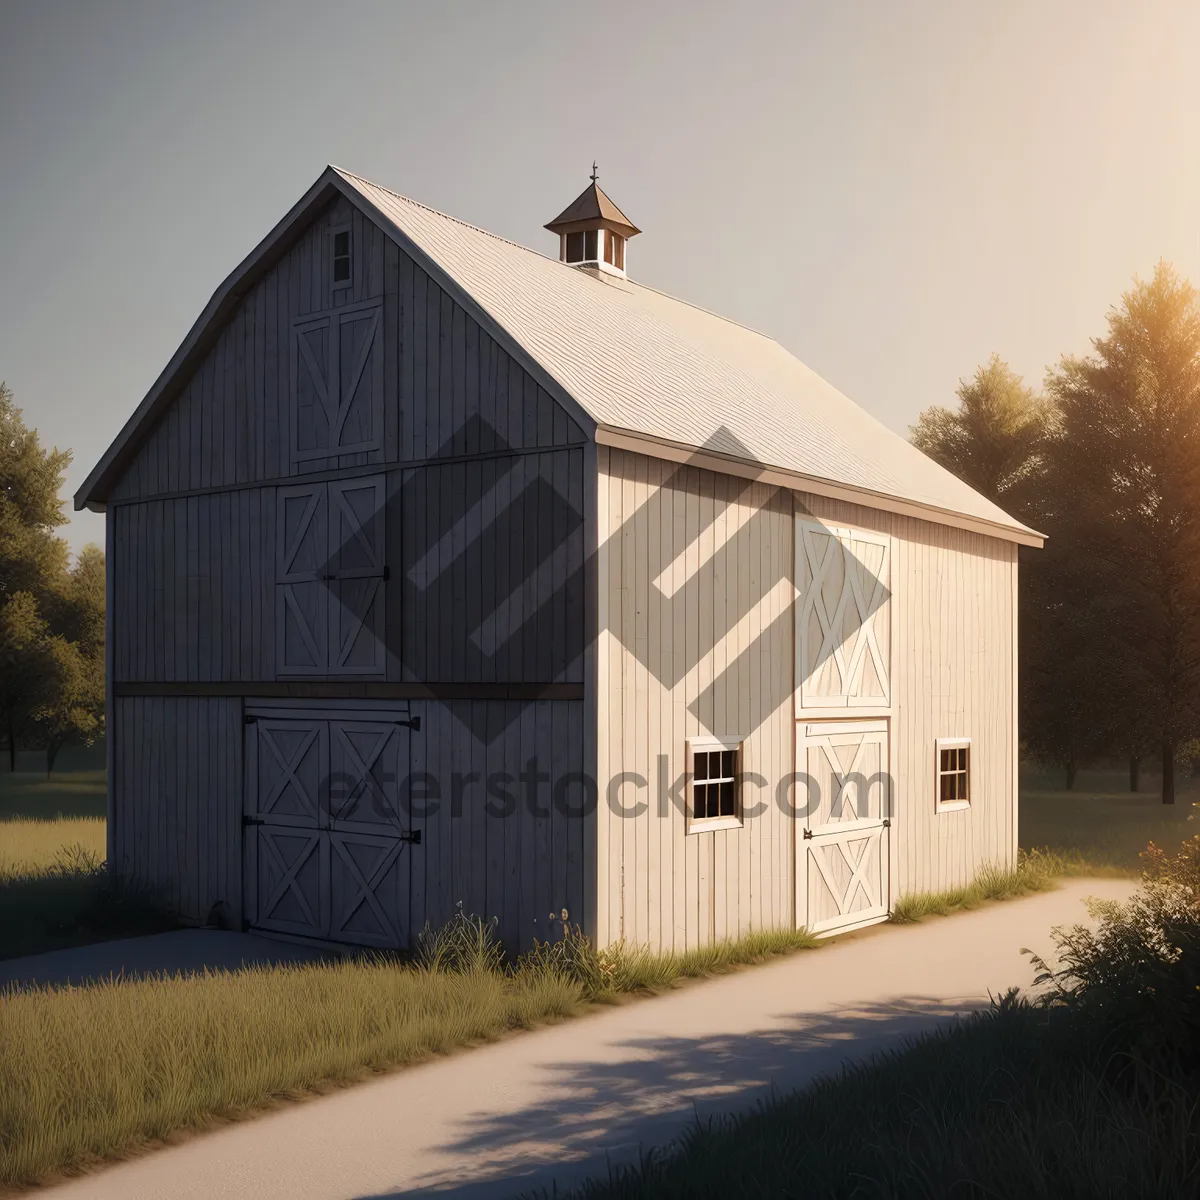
[0,912,819,1188]
[889,847,1098,923]
[0,817,106,878]
[0,842,174,961]
[0,957,583,1186]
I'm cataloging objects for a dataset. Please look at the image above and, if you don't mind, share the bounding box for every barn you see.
[76,166,1043,952]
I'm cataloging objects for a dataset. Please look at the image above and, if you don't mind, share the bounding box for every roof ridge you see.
[333,167,555,260]
[335,166,777,345]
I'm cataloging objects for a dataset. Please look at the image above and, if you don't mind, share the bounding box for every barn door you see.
[276,477,387,677]
[244,717,329,939]
[796,720,891,935]
[245,711,416,948]
[327,720,411,946]
[795,521,891,711]
[291,301,383,469]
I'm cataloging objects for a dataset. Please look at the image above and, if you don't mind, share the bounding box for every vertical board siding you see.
[597,448,796,952]
[794,493,1017,902]
[112,211,584,505]
[401,698,585,952]
[109,696,242,925]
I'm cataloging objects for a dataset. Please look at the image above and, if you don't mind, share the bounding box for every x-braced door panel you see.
[796,720,891,935]
[246,718,329,938]
[276,476,387,677]
[245,713,416,948]
[795,520,891,711]
[291,302,383,468]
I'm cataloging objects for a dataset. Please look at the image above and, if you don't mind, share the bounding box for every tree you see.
[0,381,72,610]
[1045,263,1200,804]
[911,354,1052,518]
[0,591,55,771]
[0,382,98,771]
[32,634,103,776]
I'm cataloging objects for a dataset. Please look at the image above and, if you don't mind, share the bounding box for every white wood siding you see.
[596,452,1018,950]
[596,447,796,952]
[794,494,1017,900]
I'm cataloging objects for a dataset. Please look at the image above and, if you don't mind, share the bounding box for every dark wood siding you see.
[105,200,593,949]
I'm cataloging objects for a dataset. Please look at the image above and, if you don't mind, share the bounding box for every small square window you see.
[688,739,743,829]
[332,228,351,286]
[936,739,970,811]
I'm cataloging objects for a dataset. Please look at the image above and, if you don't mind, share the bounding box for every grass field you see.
[0,924,817,1187]
[0,742,177,960]
[1019,764,1200,870]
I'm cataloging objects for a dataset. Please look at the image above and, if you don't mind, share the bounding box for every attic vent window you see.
[332,228,352,287]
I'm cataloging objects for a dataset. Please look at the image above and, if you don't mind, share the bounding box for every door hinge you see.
[242,815,265,827]
[396,715,421,732]
[400,829,422,845]
[382,564,391,581]
[244,715,257,725]
[882,818,891,828]
[802,827,813,840]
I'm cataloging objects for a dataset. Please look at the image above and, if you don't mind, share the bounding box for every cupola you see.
[545,164,640,278]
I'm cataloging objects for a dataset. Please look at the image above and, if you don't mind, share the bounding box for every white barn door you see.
[795,521,891,711]
[796,720,891,935]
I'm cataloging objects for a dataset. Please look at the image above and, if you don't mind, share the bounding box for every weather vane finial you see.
[590,161,598,184]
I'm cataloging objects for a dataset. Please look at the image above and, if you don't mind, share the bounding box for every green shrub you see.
[1029,835,1200,1069]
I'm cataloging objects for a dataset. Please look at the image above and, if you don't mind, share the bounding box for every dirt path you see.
[46,878,1133,1199]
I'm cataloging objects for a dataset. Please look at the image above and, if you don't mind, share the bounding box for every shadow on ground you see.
[0,927,329,991]
[365,996,984,1199]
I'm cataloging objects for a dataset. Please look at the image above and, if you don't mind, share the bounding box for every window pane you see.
[614,235,624,269]
[719,780,736,817]
[333,256,350,282]
[585,230,597,260]
[566,232,584,261]
[334,230,350,256]
[696,783,713,820]
[940,749,952,773]
[694,752,709,781]
[604,231,614,264]
[722,750,736,779]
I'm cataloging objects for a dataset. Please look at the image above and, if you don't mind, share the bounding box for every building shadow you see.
[359,995,988,1200]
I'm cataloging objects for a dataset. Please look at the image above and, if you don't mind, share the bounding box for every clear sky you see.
[3,0,1199,552]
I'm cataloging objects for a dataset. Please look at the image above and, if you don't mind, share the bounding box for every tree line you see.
[0,382,104,774]
[912,262,1200,804]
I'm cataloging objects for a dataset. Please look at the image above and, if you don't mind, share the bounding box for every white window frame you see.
[331,223,353,292]
[935,737,971,813]
[686,735,744,833]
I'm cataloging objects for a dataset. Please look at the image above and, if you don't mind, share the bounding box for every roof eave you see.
[593,425,1046,548]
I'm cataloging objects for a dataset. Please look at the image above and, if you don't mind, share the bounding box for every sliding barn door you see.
[796,720,891,935]
[795,520,891,711]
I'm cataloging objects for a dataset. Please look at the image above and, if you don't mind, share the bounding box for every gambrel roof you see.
[77,166,1042,546]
